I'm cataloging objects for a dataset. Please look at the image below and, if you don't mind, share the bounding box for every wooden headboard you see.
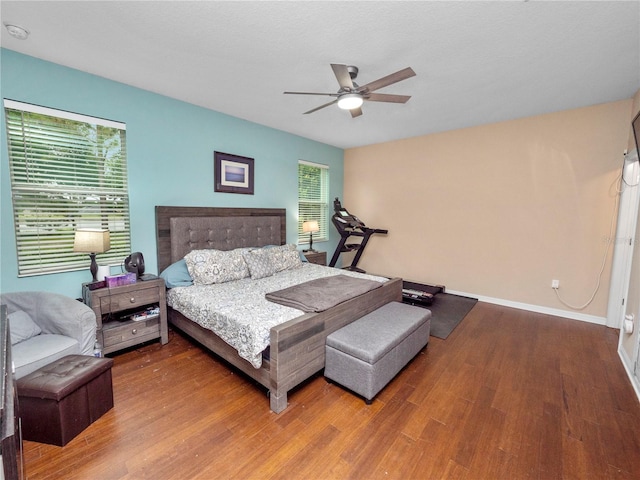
[155,206,287,273]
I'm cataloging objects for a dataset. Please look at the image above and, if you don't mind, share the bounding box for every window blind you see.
[298,160,329,244]
[4,100,131,276]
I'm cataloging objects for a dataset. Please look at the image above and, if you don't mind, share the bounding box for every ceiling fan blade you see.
[358,67,416,93]
[331,64,354,90]
[304,99,338,115]
[284,91,338,97]
[366,93,412,103]
[350,107,363,118]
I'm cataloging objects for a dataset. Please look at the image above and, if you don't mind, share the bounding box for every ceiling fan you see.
[284,64,416,118]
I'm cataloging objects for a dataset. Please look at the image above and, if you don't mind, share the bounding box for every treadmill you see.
[328,198,388,273]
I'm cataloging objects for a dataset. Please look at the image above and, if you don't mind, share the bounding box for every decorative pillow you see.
[184,248,250,285]
[243,249,278,279]
[159,258,193,288]
[261,245,308,262]
[7,310,41,345]
[277,249,304,271]
[265,244,303,272]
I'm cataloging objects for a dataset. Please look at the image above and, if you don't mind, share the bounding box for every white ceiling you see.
[1,1,639,149]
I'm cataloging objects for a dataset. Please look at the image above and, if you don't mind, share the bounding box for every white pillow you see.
[7,310,42,345]
[184,248,250,285]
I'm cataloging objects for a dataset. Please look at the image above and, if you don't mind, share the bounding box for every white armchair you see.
[1,291,97,379]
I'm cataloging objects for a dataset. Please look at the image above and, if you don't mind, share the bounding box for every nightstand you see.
[303,250,327,266]
[82,277,168,355]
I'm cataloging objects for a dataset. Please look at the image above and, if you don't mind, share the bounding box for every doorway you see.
[608,150,640,328]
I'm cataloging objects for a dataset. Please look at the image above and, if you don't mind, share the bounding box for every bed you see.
[155,206,402,413]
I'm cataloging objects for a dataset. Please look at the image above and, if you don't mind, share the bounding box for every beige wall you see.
[344,100,632,319]
[621,89,640,372]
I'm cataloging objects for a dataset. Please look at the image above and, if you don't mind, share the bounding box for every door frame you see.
[609,150,640,329]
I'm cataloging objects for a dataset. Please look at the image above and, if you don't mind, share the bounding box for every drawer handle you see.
[130,297,136,303]
[132,328,137,335]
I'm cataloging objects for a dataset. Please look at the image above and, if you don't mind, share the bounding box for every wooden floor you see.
[22,302,640,479]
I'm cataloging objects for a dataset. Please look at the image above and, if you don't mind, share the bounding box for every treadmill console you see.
[334,209,365,229]
[332,198,365,230]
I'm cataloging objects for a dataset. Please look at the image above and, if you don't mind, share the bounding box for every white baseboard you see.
[445,289,607,325]
[618,345,640,402]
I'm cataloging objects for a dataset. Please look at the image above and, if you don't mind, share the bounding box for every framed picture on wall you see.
[214,151,254,195]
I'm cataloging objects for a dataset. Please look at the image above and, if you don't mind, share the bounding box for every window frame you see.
[4,99,131,277]
[298,160,330,246]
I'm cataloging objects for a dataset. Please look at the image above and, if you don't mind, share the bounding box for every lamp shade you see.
[73,229,110,254]
[302,221,319,233]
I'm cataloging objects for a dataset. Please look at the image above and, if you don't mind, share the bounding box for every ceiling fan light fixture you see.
[337,93,363,110]
[286,64,415,116]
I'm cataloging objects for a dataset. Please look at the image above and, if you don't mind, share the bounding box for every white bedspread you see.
[166,263,388,368]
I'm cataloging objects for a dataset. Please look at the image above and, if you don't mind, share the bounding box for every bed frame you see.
[155,206,402,413]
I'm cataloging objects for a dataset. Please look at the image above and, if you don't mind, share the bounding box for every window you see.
[4,100,131,276]
[298,160,329,244]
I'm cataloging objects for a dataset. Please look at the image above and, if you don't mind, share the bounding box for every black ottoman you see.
[17,355,114,446]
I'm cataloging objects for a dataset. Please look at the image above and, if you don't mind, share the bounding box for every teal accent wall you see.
[0,49,344,298]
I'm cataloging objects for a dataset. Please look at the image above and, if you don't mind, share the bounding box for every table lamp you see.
[73,229,110,282]
[302,220,319,252]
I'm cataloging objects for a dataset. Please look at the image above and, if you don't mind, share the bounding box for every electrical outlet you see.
[551,279,560,289]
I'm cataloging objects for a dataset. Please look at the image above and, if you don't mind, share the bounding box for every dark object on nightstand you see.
[86,280,106,290]
[17,355,114,446]
[124,252,145,277]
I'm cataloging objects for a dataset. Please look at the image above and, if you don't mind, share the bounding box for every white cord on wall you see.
[552,153,629,310]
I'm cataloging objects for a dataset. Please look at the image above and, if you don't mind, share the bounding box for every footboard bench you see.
[324,301,431,403]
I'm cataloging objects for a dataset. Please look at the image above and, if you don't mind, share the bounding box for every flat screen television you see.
[633,109,640,156]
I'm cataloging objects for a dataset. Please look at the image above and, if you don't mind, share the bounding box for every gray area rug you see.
[426,293,478,339]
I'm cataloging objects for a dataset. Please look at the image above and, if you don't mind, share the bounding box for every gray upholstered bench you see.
[325,301,431,404]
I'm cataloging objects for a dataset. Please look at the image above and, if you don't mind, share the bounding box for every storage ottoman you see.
[17,355,114,446]
[325,301,430,403]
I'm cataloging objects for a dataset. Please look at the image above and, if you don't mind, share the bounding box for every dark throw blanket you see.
[265,274,383,312]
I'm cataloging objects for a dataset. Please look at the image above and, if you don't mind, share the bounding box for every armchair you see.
[0,291,97,379]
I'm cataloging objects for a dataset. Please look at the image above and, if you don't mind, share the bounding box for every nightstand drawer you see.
[102,318,160,348]
[101,286,160,313]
